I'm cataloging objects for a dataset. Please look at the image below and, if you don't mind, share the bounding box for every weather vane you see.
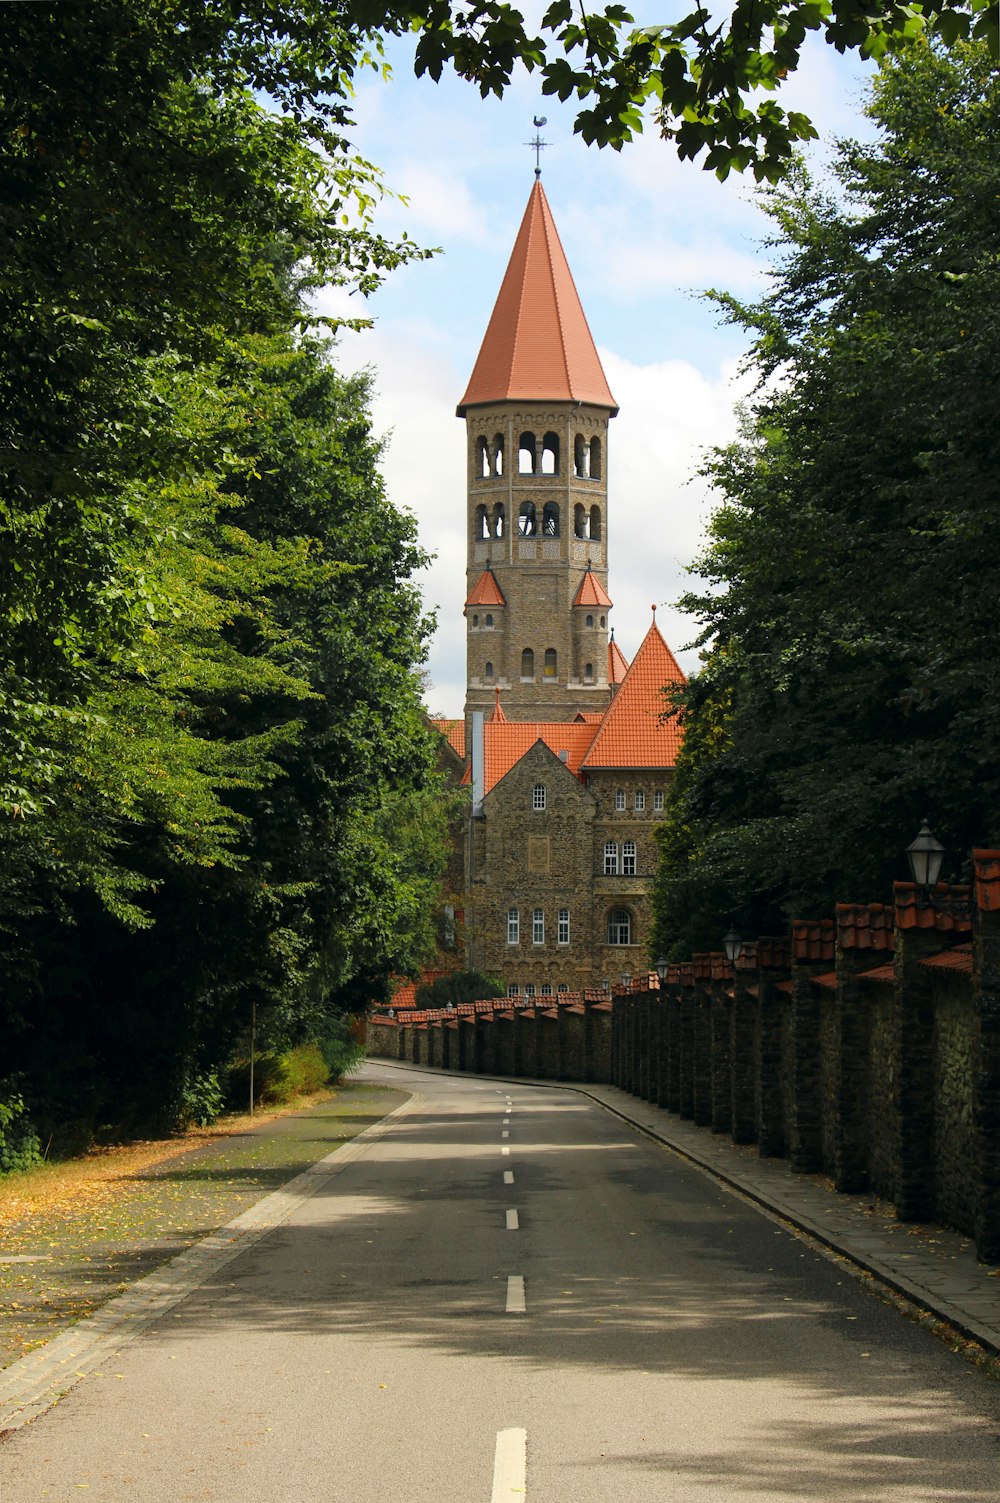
[526,116,549,178]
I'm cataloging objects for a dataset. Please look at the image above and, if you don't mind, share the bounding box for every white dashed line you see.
[506,1209,519,1231]
[501,1130,509,1139]
[502,1145,510,1156]
[491,1427,527,1501]
[503,1170,514,1185]
[505,1275,526,1314]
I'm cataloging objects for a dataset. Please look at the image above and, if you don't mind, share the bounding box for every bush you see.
[178,1071,225,1128]
[317,1013,366,1082]
[414,970,502,1009]
[226,1041,339,1110]
[0,1088,43,1176]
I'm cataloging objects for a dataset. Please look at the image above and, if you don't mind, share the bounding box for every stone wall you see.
[368,858,1000,1264]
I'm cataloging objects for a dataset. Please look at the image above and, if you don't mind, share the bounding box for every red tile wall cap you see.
[581,614,686,770]
[894,881,972,933]
[735,942,758,972]
[920,942,973,973]
[973,849,1000,912]
[809,970,838,990]
[791,919,836,963]
[710,954,730,982]
[465,568,506,608]
[835,902,896,952]
[774,978,793,995]
[859,962,896,984]
[757,936,791,969]
[692,952,712,981]
[457,180,618,415]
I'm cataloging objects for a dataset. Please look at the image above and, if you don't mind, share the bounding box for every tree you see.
[652,40,1000,958]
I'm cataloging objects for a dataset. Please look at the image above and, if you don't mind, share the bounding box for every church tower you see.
[458,181,618,734]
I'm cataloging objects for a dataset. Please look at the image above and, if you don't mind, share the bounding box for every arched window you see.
[542,501,559,536]
[622,840,637,876]
[518,500,536,536]
[608,907,632,945]
[542,431,560,474]
[518,431,537,475]
[475,504,489,539]
[574,503,588,539]
[493,502,505,538]
[585,614,594,628]
[485,613,493,628]
[600,614,606,628]
[485,661,494,679]
[532,783,546,811]
[589,504,602,542]
[590,436,602,479]
[524,982,536,999]
[615,789,626,811]
[543,647,557,679]
[521,648,534,680]
[532,908,544,944]
[584,662,594,683]
[557,983,568,994]
[574,434,589,478]
[604,840,618,875]
[507,908,519,944]
[541,982,552,997]
[476,436,489,477]
[493,434,504,477]
[472,613,479,627]
[508,982,520,997]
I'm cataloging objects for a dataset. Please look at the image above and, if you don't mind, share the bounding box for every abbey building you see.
[431,178,686,999]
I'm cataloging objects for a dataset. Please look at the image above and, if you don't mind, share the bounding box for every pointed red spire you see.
[490,686,508,723]
[583,620,686,769]
[457,181,618,416]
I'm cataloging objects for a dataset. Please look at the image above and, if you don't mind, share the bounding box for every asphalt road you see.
[2,1063,999,1501]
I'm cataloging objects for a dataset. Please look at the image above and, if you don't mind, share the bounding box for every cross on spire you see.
[526,116,548,178]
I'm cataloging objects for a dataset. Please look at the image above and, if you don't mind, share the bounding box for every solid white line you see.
[506,1209,519,1231]
[491,1427,527,1502]
[505,1275,526,1314]
[501,1146,510,1157]
[503,1170,514,1185]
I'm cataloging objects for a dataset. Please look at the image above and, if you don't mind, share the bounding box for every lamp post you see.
[906,819,945,900]
[620,970,632,991]
[656,955,669,985]
[723,927,743,977]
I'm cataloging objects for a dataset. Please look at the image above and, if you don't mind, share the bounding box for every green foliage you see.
[317,1015,367,1082]
[414,970,503,1008]
[653,40,1000,956]
[178,1072,225,1129]
[0,1088,43,1176]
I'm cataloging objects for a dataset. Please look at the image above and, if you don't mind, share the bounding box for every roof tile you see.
[430,719,465,760]
[894,881,972,934]
[484,722,599,795]
[573,568,613,608]
[457,181,617,415]
[920,942,973,974]
[792,919,836,963]
[581,615,685,769]
[973,849,1000,912]
[608,634,629,686]
[465,568,506,608]
[836,902,896,952]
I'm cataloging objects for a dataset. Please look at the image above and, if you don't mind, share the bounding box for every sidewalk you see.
[369,1060,1000,1361]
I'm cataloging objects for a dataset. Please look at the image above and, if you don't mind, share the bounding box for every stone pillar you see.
[730,948,757,1145]
[678,980,695,1119]
[709,956,732,1135]
[892,883,949,1221]
[830,907,890,1193]
[560,1003,586,1079]
[691,956,713,1127]
[586,996,613,1082]
[973,852,1000,1262]
[756,938,790,1158]
[786,920,836,1173]
[636,989,650,1100]
[654,991,670,1107]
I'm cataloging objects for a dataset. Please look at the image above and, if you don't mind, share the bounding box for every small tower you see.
[458,181,618,736]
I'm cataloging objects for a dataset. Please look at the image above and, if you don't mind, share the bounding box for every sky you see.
[316,22,877,719]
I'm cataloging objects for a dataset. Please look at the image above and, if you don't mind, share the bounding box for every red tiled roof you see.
[792,919,835,963]
[582,616,685,769]
[859,962,895,984]
[608,635,630,686]
[430,718,465,760]
[490,686,508,723]
[574,711,604,724]
[921,943,973,973]
[457,180,618,415]
[757,937,791,970]
[465,568,506,608]
[973,849,1000,911]
[573,568,613,608]
[810,970,838,990]
[484,722,599,795]
[894,881,972,934]
[836,903,896,952]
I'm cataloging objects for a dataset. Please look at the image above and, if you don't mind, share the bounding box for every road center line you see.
[503,1117,510,1124]
[506,1208,519,1230]
[501,1145,510,1156]
[501,1130,509,1138]
[505,1275,526,1314]
[503,1170,514,1185]
[491,1427,527,1502]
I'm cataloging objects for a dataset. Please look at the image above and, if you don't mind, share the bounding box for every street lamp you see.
[620,970,632,990]
[906,820,945,897]
[723,928,743,969]
[387,1007,394,1019]
[656,955,669,983]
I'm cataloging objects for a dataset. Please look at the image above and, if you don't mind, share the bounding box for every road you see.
[1,1064,998,1501]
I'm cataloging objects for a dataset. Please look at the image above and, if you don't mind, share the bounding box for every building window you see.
[524,982,536,999]
[532,783,546,811]
[615,790,626,812]
[608,907,632,945]
[654,790,664,812]
[472,613,479,627]
[485,661,494,679]
[532,908,544,944]
[521,647,534,680]
[586,614,594,628]
[507,908,519,945]
[485,613,493,628]
[604,841,618,875]
[622,840,637,876]
[543,647,557,679]
[508,982,520,997]
[634,791,645,811]
[557,908,570,944]
[541,983,552,997]
[557,983,568,994]
[584,662,594,683]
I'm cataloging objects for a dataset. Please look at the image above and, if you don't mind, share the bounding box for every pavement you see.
[373,1058,1000,1362]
